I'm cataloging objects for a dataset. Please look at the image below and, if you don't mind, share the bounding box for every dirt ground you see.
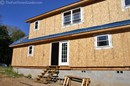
[0,74,62,86]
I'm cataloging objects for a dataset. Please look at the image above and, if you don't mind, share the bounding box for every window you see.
[62,7,82,26]
[28,45,34,56]
[34,21,39,30]
[122,0,130,8]
[95,34,112,49]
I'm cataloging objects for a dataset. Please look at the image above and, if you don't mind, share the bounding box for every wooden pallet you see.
[63,76,90,86]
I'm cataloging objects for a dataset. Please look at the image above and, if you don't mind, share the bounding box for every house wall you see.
[28,0,130,39]
[12,28,130,67]
[69,29,130,67]
[11,43,50,67]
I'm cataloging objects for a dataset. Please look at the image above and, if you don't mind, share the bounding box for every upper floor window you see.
[95,34,112,49]
[62,7,82,26]
[122,0,130,8]
[34,21,39,30]
[28,45,34,56]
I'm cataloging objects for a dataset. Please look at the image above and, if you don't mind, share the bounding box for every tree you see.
[0,25,13,65]
[10,29,25,42]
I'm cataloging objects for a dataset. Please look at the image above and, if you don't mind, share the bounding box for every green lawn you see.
[0,66,23,78]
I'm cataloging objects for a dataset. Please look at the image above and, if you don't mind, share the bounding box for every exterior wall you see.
[69,29,130,67]
[12,28,130,67]
[29,0,130,39]
[12,43,50,66]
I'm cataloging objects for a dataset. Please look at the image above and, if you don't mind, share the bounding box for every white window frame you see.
[122,0,130,9]
[28,45,34,56]
[34,20,40,30]
[62,7,83,27]
[59,41,69,66]
[94,34,112,49]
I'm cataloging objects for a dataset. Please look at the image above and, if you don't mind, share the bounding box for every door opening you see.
[51,42,59,65]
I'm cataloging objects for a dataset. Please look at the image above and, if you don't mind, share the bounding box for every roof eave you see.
[10,24,130,48]
[25,0,103,23]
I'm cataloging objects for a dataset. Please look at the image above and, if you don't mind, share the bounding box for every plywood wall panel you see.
[108,0,119,22]
[78,37,87,66]
[92,2,102,26]
[112,33,124,66]
[83,5,93,28]
[121,32,130,66]
[85,36,95,66]
[69,39,79,67]
[99,1,110,24]
[126,31,130,65]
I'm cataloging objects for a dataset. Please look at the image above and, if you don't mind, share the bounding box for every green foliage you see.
[0,26,13,65]
[10,29,25,42]
[0,66,24,78]
[0,25,25,65]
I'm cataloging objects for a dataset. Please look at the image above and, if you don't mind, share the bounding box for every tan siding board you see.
[92,2,102,26]
[126,31,130,65]
[78,37,87,66]
[83,5,93,28]
[112,33,124,66]
[103,49,114,66]
[108,0,120,22]
[69,39,79,67]
[99,1,110,24]
[55,14,61,34]
[122,32,130,66]
[85,36,95,66]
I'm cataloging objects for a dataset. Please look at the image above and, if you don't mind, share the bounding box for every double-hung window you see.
[34,21,39,30]
[95,34,112,49]
[63,7,82,26]
[28,45,34,56]
[122,0,130,8]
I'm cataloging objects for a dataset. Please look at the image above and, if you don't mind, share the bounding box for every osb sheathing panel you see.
[13,29,130,67]
[69,29,130,67]
[28,0,130,39]
[12,44,50,66]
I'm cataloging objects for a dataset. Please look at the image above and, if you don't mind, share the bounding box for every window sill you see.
[95,46,113,50]
[62,21,84,28]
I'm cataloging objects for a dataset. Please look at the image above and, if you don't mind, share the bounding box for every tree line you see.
[0,17,25,66]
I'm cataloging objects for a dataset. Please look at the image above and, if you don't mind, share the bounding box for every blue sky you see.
[0,0,79,35]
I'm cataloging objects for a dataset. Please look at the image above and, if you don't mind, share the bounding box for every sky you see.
[0,0,79,35]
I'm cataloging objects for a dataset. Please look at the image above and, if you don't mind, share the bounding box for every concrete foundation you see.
[13,68,43,78]
[13,67,130,86]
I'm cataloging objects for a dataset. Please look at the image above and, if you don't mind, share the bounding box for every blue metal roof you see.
[10,19,130,47]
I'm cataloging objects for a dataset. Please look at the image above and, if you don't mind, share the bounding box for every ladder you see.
[35,66,59,84]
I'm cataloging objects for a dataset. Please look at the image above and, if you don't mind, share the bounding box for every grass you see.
[0,66,24,78]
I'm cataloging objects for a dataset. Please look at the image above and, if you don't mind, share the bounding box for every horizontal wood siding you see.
[28,0,130,39]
